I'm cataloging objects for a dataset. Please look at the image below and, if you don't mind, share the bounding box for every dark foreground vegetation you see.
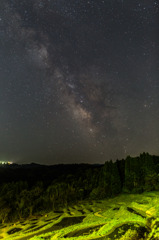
[0,152,159,224]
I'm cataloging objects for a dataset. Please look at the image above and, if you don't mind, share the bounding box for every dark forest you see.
[0,152,158,224]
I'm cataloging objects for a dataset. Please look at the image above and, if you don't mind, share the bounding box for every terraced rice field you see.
[1,191,159,240]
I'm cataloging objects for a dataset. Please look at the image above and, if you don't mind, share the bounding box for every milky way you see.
[0,0,159,164]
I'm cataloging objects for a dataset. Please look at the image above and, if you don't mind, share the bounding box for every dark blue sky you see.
[0,0,159,164]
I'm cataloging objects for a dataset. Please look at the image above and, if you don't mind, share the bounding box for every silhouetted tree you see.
[98,160,121,198]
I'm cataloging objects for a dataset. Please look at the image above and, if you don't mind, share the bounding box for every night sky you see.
[0,0,159,164]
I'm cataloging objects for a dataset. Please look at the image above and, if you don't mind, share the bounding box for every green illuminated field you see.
[1,191,159,240]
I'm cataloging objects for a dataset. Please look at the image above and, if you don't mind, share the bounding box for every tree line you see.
[0,152,159,223]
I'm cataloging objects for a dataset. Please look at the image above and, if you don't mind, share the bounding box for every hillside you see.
[1,192,159,239]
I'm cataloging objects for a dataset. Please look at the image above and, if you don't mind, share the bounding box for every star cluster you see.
[0,0,159,164]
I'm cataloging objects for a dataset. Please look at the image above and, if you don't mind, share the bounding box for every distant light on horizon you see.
[0,161,13,165]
